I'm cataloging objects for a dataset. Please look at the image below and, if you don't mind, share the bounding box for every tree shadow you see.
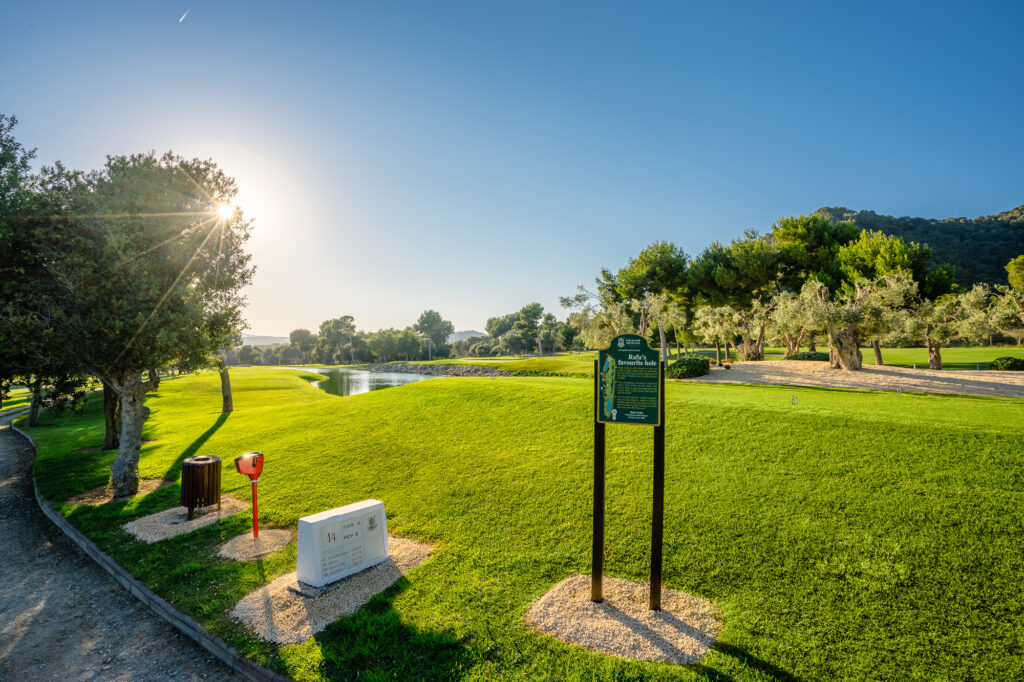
[689,640,801,681]
[309,575,469,681]
[161,412,230,482]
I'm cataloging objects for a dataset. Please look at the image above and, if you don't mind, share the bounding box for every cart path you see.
[0,413,243,682]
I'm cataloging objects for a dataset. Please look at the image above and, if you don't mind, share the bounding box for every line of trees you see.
[565,216,1024,370]
[231,310,457,365]
[232,303,584,366]
[0,115,253,497]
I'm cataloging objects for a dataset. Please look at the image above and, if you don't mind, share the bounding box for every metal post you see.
[251,480,259,538]
[592,359,605,602]
[650,360,665,610]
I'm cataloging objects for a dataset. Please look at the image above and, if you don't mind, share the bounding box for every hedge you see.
[666,356,710,378]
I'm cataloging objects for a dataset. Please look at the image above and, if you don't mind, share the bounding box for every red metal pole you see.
[251,479,259,538]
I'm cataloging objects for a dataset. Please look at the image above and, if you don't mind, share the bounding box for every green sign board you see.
[597,334,661,426]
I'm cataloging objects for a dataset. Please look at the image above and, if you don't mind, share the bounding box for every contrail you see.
[179,9,189,22]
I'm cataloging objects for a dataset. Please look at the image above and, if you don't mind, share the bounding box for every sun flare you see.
[216,203,233,219]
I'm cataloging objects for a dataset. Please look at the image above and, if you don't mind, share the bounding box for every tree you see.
[289,329,316,364]
[801,274,917,370]
[616,241,688,362]
[772,214,859,293]
[1007,255,1024,291]
[693,306,741,363]
[769,291,812,356]
[907,286,993,369]
[368,329,400,362]
[23,152,254,497]
[396,328,422,360]
[317,315,356,364]
[414,310,454,348]
[561,285,635,350]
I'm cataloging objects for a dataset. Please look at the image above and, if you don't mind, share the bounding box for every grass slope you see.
[1,385,30,413]
[26,368,1024,681]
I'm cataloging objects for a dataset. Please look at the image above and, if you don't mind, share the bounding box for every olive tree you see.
[693,306,741,363]
[907,286,994,370]
[41,152,253,497]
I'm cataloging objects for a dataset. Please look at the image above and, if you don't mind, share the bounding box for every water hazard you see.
[289,367,436,397]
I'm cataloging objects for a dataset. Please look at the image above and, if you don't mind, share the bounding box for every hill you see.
[241,334,289,347]
[814,205,1024,287]
[448,330,486,342]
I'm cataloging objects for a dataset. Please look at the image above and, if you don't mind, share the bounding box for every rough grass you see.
[24,367,1024,681]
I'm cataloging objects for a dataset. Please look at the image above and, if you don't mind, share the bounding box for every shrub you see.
[666,356,710,378]
[784,351,830,361]
[990,356,1024,371]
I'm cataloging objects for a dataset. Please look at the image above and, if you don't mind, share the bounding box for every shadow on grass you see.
[310,576,468,681]
[160,412,230,481]
[690,640,800,681]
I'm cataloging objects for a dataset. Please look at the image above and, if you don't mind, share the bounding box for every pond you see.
[291,367,436,397]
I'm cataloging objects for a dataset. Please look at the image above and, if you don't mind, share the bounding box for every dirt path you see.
[0,413,243,682]
[685,360,1024,398]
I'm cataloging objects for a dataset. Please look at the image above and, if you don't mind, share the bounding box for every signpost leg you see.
[251,480,259,538]
[650,361,665,610]
[592,359,605,603]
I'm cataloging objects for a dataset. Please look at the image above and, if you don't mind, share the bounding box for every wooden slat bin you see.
[180,455,222,520]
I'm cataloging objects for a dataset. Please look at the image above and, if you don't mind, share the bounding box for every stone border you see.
[11,421,290,682]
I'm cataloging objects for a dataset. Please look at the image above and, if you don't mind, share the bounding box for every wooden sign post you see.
[593,334,666,610]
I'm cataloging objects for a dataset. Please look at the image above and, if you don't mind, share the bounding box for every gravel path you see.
[0,412,243,682]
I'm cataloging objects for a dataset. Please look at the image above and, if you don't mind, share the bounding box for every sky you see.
[4,1,1023,336]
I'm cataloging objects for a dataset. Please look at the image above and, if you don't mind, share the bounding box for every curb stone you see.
[10,420,291,682]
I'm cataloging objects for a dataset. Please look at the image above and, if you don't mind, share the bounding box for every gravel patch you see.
[231,535,434,644]
[66,477,173,506]
[0,415,240,681]
[123,496,249,543]
[525,574,723,665]
[684,360,1024,398]
[218,528,293,560]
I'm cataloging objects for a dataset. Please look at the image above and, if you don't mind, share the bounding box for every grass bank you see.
[25,367,1024,680]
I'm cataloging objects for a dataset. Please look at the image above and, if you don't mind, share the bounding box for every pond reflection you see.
[299,368,435,397]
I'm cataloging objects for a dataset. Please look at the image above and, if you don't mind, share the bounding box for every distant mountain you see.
[814,205,1024,287]
[449,330,487,342]
[242,334,289,347]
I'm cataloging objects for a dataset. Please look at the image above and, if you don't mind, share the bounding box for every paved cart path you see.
[0,412,243,682]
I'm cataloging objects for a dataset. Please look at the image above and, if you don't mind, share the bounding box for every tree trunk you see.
[659,327,668,365]
[724,341,730,362]
[872,339,884,366]
[928,342,943,370]
[149,368,160,390]
[715,341,721,363]
[808,337,817,352]
[830,326,863,370]
[674,336,680,360]
[111,371,149,498]
[103,382,121,450]
[27,377,43,427]
[218,359,233,413]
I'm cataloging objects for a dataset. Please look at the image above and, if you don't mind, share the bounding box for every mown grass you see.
[24,367,1024,680]
[1,385,30,413]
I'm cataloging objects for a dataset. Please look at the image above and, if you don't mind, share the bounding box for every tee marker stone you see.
[296,499,388,588]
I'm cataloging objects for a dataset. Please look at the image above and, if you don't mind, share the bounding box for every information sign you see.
[597,334,661,426]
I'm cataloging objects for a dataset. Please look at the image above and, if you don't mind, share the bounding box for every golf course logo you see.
[617,337,625,348]
[367,515,377,531]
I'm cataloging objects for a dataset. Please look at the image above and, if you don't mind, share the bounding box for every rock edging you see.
[12,421,289,682]
[365,362,511,377]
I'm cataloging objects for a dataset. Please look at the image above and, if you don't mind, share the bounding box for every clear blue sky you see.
[4,1,1022,335]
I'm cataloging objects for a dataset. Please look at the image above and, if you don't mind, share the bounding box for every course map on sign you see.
[597,334,661,426]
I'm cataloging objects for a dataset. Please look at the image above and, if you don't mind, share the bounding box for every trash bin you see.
[180,455,221,520]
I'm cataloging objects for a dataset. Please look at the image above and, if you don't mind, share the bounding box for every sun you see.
[216,203,234,219]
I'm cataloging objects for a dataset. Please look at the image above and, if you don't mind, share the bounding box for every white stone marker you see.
[297,499,389,588]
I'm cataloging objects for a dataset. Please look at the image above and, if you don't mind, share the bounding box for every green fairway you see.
[1,385,30,413]
[418,352,599,375]
[869,345,1024,369]
[25,367,1024,680]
